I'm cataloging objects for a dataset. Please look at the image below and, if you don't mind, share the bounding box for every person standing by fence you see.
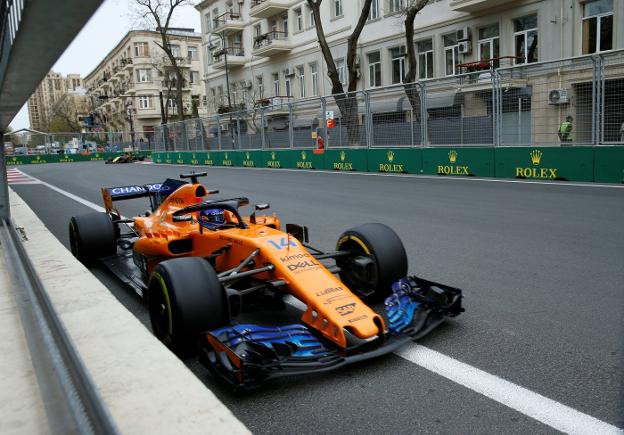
[558,116,574,145]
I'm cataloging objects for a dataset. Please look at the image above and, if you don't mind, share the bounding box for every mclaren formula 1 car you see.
[68,172,463,389]
[105,152,145,164]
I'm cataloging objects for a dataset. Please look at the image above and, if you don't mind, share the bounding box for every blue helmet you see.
[199,208,225,229]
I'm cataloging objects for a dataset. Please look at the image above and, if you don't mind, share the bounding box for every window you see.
[443,34,459,76]
[310,62,319,96]
[582,0,613,54]
[187,46,198,60]
[134,42,149,57]
[256,75,264,98]
[138,96,151,109]
[389,0,403,13]
[368,51,381,87]
[514,15,538,64]
[189,71,199,84]
[204,13,211,31]
[295,8,303,32]
[297,66,305,97]
[390,46,406,84]
[369,0,379,20]
[271,19,278,33]
[273,73,280,96]
[335,58,346,85]
[285,76,291,97]
[254,24,262,38]
[136,68,152,83]
[308,5,315,28]
[212,7,219,27]
[417,39,434,79]
[283,15,288,36]
[167,98,177,109]
[478,24,500,67]
[334,0,343,17]
[169,44,181,58]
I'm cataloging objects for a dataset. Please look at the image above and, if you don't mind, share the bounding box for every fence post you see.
[199,118,206,150]
[599,55,606,145]
[321,97,327,148]
[420,83,427,147]
[288,102,294,149]
[236,112,242,149]
[364,91,372,148]
[0,135,9,220]
[260,108,266,150]
[216,116,222,150]
[181,121,188,151]
[161,126,167,151]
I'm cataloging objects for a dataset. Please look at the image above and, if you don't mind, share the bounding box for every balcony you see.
[450,0,516,12]
[211,46,248,69]
[256,95,293,116]
[121,58,133,70]
[252,31,291,57]
[212,12,245,35]
[249,0,289,19]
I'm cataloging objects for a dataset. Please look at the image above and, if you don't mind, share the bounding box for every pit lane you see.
[9,162,624,434]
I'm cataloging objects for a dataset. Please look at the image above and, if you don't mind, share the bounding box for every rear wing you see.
[101,178,187,213]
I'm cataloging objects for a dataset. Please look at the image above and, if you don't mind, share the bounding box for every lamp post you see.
[208,32,236,149]
[126,100,136,151]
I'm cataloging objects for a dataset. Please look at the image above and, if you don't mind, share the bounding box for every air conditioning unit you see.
[241,80,252,89]
[458,40,472,54]
[456,26,471,42]
[548,88,569,105]
[284,67,295,77]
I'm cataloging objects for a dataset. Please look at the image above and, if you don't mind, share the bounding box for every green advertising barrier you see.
[495,147,594,182]
[281,149,324,170]
[240,150,267,168]
[422,147,495,177]
[4,152,137,165]
[593,146,624,184]
[323,148,368,172]
[367,148,422,174]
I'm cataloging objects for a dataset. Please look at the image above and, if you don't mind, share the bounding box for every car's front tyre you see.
[68,212,117,265]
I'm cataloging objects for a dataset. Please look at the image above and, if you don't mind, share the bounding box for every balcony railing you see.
[213,11,241,27]
[213,46,245,63]
[253,31,288,49]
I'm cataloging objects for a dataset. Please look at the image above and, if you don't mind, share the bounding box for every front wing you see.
[200,276,463,389]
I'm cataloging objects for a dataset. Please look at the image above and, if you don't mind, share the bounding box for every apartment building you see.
[84,29,208,141]
[195,0,622,144]
[27,71,85,131]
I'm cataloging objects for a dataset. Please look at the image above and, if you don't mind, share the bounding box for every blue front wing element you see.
[384,278,421,334]
[210,324,332,358]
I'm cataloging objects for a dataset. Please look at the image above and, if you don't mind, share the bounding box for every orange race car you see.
[68,171,463,389]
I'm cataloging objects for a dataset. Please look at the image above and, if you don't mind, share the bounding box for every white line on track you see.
[151,162,624,189]
[15,167,624,434]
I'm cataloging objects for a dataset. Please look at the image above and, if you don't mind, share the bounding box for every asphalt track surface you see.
[9,162,624,434]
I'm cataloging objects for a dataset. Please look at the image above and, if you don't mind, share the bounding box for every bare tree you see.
[133,0,192,122]
[48,94,91,132]
[307,0,373,145]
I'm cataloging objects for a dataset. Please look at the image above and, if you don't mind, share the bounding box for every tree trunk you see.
[403,1,430,132]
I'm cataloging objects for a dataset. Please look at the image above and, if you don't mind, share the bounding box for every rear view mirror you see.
[208,190,220,194]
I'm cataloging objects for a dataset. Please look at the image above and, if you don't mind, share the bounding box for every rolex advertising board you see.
[422,147,495,177]
[323,149,368,172]
[593,146,624,184]
[495,147,593,182]
[367,148,421,174]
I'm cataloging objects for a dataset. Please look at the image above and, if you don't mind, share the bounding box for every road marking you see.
[15,169,624,434]
[151,162,624,189]
[7,168,40,185]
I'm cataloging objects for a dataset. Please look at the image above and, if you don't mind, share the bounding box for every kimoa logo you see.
[297,150,312,169]
[438,149,469,175]
[379,150,404,173]
[516,149,558,179]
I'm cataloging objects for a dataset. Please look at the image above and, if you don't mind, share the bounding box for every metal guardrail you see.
[0,218,119,435]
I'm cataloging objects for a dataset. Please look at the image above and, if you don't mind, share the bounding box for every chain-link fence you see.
[152,50,623,151]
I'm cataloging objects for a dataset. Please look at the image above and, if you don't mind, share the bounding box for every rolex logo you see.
[301,151,307,160]
[530,150,542,165]
[207,152,211,159]
[340,151,346,162]
[387,150,394,163]
[271,151,276,160]
[178,153,182,159]
[246,152,250,159]
[225,152,229,159]
[448,150,458,164]
[192,153,196,159]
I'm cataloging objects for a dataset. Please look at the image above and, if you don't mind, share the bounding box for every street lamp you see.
[126,100,136,151]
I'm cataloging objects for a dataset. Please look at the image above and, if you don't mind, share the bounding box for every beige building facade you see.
[27,72,84,131]
[84,29,208,142]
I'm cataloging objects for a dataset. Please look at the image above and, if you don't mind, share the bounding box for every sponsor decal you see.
[108,183,164,196]
[515,150,559,179]
[204,152,213,166]
[379,150,405,173]
[280,253,311,262]
[296,150,313,169]
[267,151,281,168]
[267,237,297,250]
[169,197,185,205]
[176,152,184,164]
[60,155,75,163]
[315,287,344,297]
[333,150,353,171]
[287,259,321,272]
[222,152,232,166]
[322,294,352,305]
[219,235,243,245]
[191,153,199,165]
[437,150,469,175]
[90,153,104,161]
[243,151,255,167]
[335,303,356,316]
[348,315,368,323]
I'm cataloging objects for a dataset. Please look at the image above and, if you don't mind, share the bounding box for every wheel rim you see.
[337,239,379,295]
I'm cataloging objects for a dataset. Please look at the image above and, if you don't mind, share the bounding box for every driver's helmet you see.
[199,208,226,229]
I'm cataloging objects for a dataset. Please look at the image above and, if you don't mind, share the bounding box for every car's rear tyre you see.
[148,257,230,356]
[336,223,407,301]
[69,213,117,264]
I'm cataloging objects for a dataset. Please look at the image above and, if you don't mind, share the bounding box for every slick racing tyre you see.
[336,223,408,301]
[69,212,117,264]
[148,257,230,355]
